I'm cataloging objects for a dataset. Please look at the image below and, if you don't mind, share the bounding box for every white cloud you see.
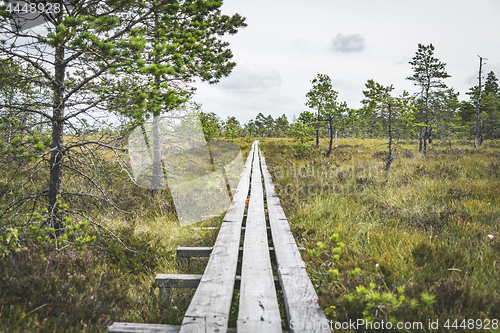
[330,33,366,53]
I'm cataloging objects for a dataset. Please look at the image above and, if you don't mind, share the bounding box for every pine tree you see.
[460,71,500,142]
[199,111,222,141]
[223,116,242,138]
[406,43,450,154]
[274,114,290,137]
[482,71,500,141]
[305,73,339,153]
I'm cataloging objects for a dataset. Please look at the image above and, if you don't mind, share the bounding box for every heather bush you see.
[0,241,133,332]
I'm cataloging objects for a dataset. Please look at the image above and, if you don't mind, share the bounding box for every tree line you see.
[200,44,499,160]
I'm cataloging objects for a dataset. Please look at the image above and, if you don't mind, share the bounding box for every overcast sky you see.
[192,0,500,124]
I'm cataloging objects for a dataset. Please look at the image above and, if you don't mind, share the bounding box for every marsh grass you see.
[260,138,500,332]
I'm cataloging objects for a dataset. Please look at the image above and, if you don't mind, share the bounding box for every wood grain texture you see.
[178,142,257,333]
[111,142,327,333]
[237,143,282,333]
[260,154,331,333]
[108,323,238,333]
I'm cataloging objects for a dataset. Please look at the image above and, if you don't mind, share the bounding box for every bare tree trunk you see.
[315,109,320,147]
[151,114,162,196]
[48,45,65,237]
[480,118,484,145]
[474,56,483,148]
[385,102,393,171]
[423,84,430,155]
[423,127,428,155]
[326,118,333,157]
[419,127,423,152]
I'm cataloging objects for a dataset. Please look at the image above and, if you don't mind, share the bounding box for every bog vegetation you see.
[259,138,500,332]
[1,0,500,331]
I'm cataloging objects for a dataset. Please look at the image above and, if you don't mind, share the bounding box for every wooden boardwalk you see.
[109,141,330,333]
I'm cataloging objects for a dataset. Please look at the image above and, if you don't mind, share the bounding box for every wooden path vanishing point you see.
[109,141,331,333]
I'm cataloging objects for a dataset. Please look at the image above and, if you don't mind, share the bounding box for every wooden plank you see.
[154,273,281,290]
[177,247,213,258]
[108,323,238,333]
[220,141,254,224]
[109,323,182,333]
[177,246,306,258]
[237,142,282,333]
[189,227,220,231]
[178,141,257,333]
[109,322,292,333]
[155,274,204,289]
[108,323,294,333]
[241,226,270,230]
[260,154,331,333]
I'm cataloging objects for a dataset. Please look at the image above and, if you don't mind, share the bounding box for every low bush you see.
[0,242,133,332]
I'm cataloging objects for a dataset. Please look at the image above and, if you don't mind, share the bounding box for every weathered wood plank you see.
[237,143,282,333]
[108,323,183,333]
[177,141,257,333]
[260,154,331,333]
[177,246,305,258]
[154,273,281,291]
[176,247,213,258]
[189,227,220,231]
[108,323,238,333]
[155,274,204,299]
[155,274,204,289]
